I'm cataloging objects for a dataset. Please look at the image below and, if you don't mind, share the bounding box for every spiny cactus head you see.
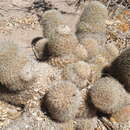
[41,9,63,24]
[76,1,108,34]
[98,45,115,63]
[41,9,72,36]
[63,61,91,89]
[79,37,101,59]
[89,64,102,83]
[40,9,64,38]
[40,9,88,60]
[46,25,80,57]
[89,55,110,83]
[74,44,88,61]
[44,80,81,122]
[19,61,37,82]
[41,9,82,58]
[73,61,91,79]
[89,55,109,70]
[90,77,129,114]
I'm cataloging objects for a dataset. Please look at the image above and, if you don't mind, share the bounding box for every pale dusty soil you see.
[0,0,81,55]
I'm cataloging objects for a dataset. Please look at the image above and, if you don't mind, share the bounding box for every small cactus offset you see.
[62,61,91,89]
[90,77,130,114]
[89,55,109,68]
[77,38,101,60]
[44,81,82,122]
[76,1,108,47]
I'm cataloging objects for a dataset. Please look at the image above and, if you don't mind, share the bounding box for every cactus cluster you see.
[44,81,81,122]
[40,10,88,64]
[76,1,119,64]
[1,1,130,129]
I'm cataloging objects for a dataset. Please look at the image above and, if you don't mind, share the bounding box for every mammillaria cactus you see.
[41,9,77,56]
[90,77,130,114]
[0,39,59,106]
[0,0,127,129]
[76,38,101,60]
[89,55,109,68]
[76,1,108,34]
[0,40,37,91]
[62,61,91,89]
[40,9,88,67]
[76,1,108,47]
[44,81,81,122]
[76,1,118,64]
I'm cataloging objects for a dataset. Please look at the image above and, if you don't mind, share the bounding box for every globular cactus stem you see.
[44,81,82,122]
[76,1,108,34]
[90,77,130,114]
